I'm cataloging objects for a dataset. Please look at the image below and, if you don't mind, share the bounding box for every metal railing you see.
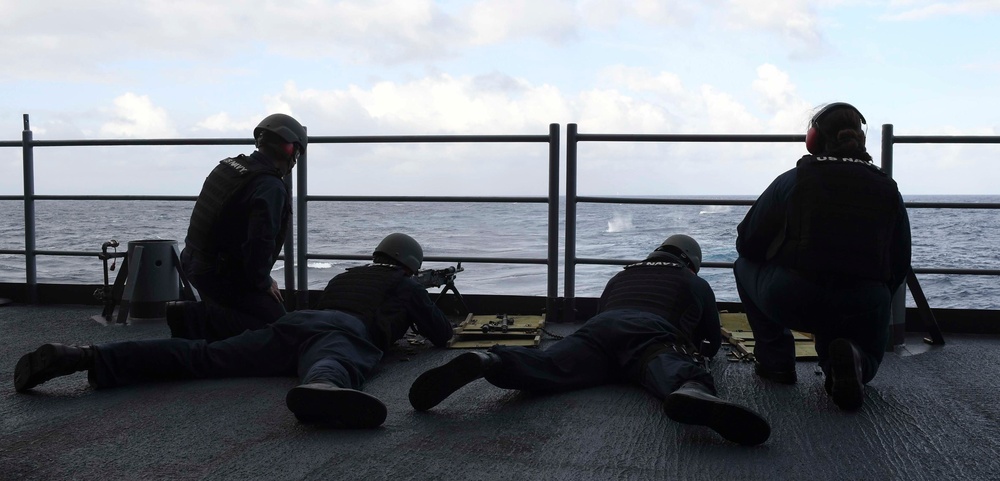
[3,114,999,323]
[1,115,561,316]
[565,123,1000,322]
[295,126,561,315]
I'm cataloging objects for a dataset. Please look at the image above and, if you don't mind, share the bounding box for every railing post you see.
[882,123,905,349]
[564,123,578,322]
[282,170,295,311]
[545,123,560,320]
[22,114,37,303]
[295,129,309,310]
[881,123,894,176]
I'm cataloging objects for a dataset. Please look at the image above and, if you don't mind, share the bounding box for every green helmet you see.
[254,113,307,154]
[374,233,423,273]
[653,234,702,273]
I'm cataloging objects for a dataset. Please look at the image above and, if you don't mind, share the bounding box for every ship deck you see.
[2,303,999,481]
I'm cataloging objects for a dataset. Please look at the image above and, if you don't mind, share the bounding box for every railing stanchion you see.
[295,128,309,310]
[22,114,37,303]
[546,123,561,320]
[883,124,905,348]
[564,124,578,322]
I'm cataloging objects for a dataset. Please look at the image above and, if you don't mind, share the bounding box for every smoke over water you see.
[607,212,633,233]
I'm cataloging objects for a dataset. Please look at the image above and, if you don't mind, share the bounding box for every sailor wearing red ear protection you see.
[733,102,911,412]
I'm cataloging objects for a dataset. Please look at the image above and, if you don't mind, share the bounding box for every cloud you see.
[882,0,1000,21]
[0,0,836,84]
[724,0,823,51]
[0,0,461,81]
[751,64,814,130]
[464,0,579,45]
[99,93,176,138]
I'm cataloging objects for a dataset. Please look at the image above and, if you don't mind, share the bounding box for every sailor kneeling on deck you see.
[733,102,911,411]
[409,235,771,446]
[14,233,453,429]
[168,113,307,343]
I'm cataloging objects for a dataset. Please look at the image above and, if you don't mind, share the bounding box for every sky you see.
[1,0,999,197]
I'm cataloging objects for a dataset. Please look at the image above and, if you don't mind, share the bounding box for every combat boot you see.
[826,338,864,411]
[408,351,500,411]
[14,343,95,392]
[285,383,387,428]
[663,381,771,446]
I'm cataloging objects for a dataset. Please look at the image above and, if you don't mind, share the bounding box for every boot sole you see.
[14,344,63,392]
[829,339,864,411]
[408,352,485,412]
[664,391,771,446]
[285,387,387,428]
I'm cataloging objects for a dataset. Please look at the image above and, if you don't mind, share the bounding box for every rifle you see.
[414,263,469,315]
[415,263,463,289]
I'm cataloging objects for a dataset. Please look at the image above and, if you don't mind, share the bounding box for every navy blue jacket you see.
[736,159,911,293]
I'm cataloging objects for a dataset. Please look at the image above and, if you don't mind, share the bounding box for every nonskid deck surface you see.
[2,304,998,481]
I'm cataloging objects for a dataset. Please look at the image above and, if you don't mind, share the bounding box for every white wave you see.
[271,262,334,272]
[699,205,732,215]
[607,212,634,233]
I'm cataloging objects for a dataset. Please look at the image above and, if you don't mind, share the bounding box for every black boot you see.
[285,383,387,428]
[663,381,771,446]
[826,338,864,411]
[165,301,194,339]
[14,343,95,392]
[408,351,500,411]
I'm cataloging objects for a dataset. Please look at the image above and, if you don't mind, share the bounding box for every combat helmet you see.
[652,234,702,273]
[374,233,424,273]
[254,113,307,154]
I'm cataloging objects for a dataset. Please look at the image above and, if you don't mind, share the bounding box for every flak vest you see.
[772,155,900,282]
[601,260,700,337]
[185,155,291,269]
[313,265,409,351]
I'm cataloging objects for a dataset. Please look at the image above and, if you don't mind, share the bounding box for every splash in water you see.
[607,212,634,233]
[699,205,732,215]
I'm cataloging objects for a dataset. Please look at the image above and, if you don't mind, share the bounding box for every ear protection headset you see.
[805,102,866,155]
[257,133,299,162]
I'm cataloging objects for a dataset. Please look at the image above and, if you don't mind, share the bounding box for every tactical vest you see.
[185,155,290,265]
[601,260,699,335]
[772,155,900,282]
[314,265,409,351]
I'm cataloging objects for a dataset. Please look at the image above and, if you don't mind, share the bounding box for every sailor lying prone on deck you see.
[13,233,453,429]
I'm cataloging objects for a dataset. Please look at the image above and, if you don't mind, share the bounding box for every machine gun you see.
[414,263,469,315]
[415,263,463,289]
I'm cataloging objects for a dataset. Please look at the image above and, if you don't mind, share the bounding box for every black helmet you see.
[254,113,307,154]
[653,234,702,273]
[374,233,423,273]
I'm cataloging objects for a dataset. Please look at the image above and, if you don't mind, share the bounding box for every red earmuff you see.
[805,125,822,154]
[805,102,866,155]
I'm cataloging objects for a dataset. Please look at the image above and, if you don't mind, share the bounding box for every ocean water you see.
[1,196,998,309]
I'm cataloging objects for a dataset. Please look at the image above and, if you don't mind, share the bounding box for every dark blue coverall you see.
[485,253,721,400]
[734,157,911,382]
[88,267,453,390]
[178,150,290,342]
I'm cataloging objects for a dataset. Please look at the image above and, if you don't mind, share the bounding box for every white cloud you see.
[100,93,176,138]
[752,64,814,130]
[882,0,1000,20]
[464,0,578,45]
[724,0,823,50]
